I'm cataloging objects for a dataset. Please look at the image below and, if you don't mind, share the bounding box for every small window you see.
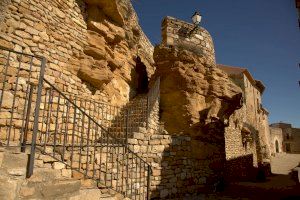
[286,143,291,152]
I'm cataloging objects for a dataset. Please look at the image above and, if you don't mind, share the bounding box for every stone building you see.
[0,0,272,199]
[217,65,271,180]
[269,126,284,154]
[270,123,300,154]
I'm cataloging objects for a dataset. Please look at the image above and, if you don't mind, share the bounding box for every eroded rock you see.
[153,45,242,135]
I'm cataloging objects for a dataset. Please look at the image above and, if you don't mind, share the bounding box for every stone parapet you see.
[161,16,216,65]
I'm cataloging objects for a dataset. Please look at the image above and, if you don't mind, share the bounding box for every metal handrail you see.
[0,46,153,199]
[46,77,150,164]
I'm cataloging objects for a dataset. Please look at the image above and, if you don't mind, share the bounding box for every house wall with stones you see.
[218,65,271,181]
[270,123,300,154]
[0,0,155,107]
[270,126,284,155]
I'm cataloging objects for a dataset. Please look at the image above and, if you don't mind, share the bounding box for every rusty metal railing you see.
[0,46,152,200]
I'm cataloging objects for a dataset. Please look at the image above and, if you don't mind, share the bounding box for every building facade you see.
[270,123,300,154]
[218,64,271,180]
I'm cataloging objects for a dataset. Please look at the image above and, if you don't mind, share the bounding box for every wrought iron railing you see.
[0,46,152,199]
[64,77,160,140]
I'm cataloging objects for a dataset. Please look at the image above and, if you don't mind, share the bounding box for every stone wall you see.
[153,45,242,136]
[270,127,284,155]
[217,65,271,180]
[0,0,155,107]
[270,123,300,154]
[161,16,215,66]
[128,128,225,199]
[0,148,126,200]
[290,128,300,153]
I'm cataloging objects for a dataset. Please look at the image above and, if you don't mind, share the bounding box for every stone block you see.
[80,179,96,188]
[15,30,31,39]
[149,140,160,145]
[38,154,57,163]
[7,168,26,177]
[19,186,35,197]
[132,132,144,140]
[2,152,28,170]
[132,145,140,153]
[152,145,165,153]
[52,162,66,170]
[72,171,84,179]
[61,169,72,178]
[0,91,16,109]
[69,189,102,200]
[0,175,18,200]
[127,138,138,144]
[28,168,62,183]
[40,179,81,197]
[34,159,44,168]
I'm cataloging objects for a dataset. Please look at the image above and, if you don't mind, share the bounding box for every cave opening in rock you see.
[135,57,149,94]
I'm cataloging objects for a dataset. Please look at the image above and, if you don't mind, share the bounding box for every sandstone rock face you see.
[153,45,242,135]
[0,0,154,106]
[81,0,155,105]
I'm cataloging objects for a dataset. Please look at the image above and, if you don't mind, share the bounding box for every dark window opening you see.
[135,57,149,94]
[286,143,291,152]
[275,140,279,153]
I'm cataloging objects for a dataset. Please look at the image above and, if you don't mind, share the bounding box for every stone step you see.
[20,178,81,199]
[27,167,64,183]
[0,149,28,177]
[69,189,115,200]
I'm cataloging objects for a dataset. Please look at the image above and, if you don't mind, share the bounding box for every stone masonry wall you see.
[161,16,215,66]
[128,129,221,199]
[0,0,93,96]
[218,66,271,181]
[0,0,155,107]
[126,98,226,199]
[0,148,126,200]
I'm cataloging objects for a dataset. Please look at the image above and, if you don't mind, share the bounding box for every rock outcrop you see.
[0,0,154,107]
[80,0,155,105]
[153,45,242,135]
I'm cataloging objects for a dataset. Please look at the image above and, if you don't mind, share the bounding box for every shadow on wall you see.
[225,154,256,182]
[75,0,87,21]
[150,119,227,199]
[225,154,272,183]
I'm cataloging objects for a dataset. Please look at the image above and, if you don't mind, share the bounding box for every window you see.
[275,140,279,153]
[286,143,291,152]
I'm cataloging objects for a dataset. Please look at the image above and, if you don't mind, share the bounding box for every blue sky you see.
[132,0,300,127]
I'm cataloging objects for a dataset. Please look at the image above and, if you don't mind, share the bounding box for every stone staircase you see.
[270,153,300,175]
[108,95,148,139]
[0,147,125,200]
[0,47,158,200]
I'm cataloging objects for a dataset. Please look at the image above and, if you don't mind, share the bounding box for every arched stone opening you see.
[134,57,149,94]
[275,140,279,153]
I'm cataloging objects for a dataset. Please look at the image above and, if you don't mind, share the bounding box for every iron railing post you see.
[27,57,46,178]
[125,109,129,152]
[146,165,151,200]
[21,83,34,153]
